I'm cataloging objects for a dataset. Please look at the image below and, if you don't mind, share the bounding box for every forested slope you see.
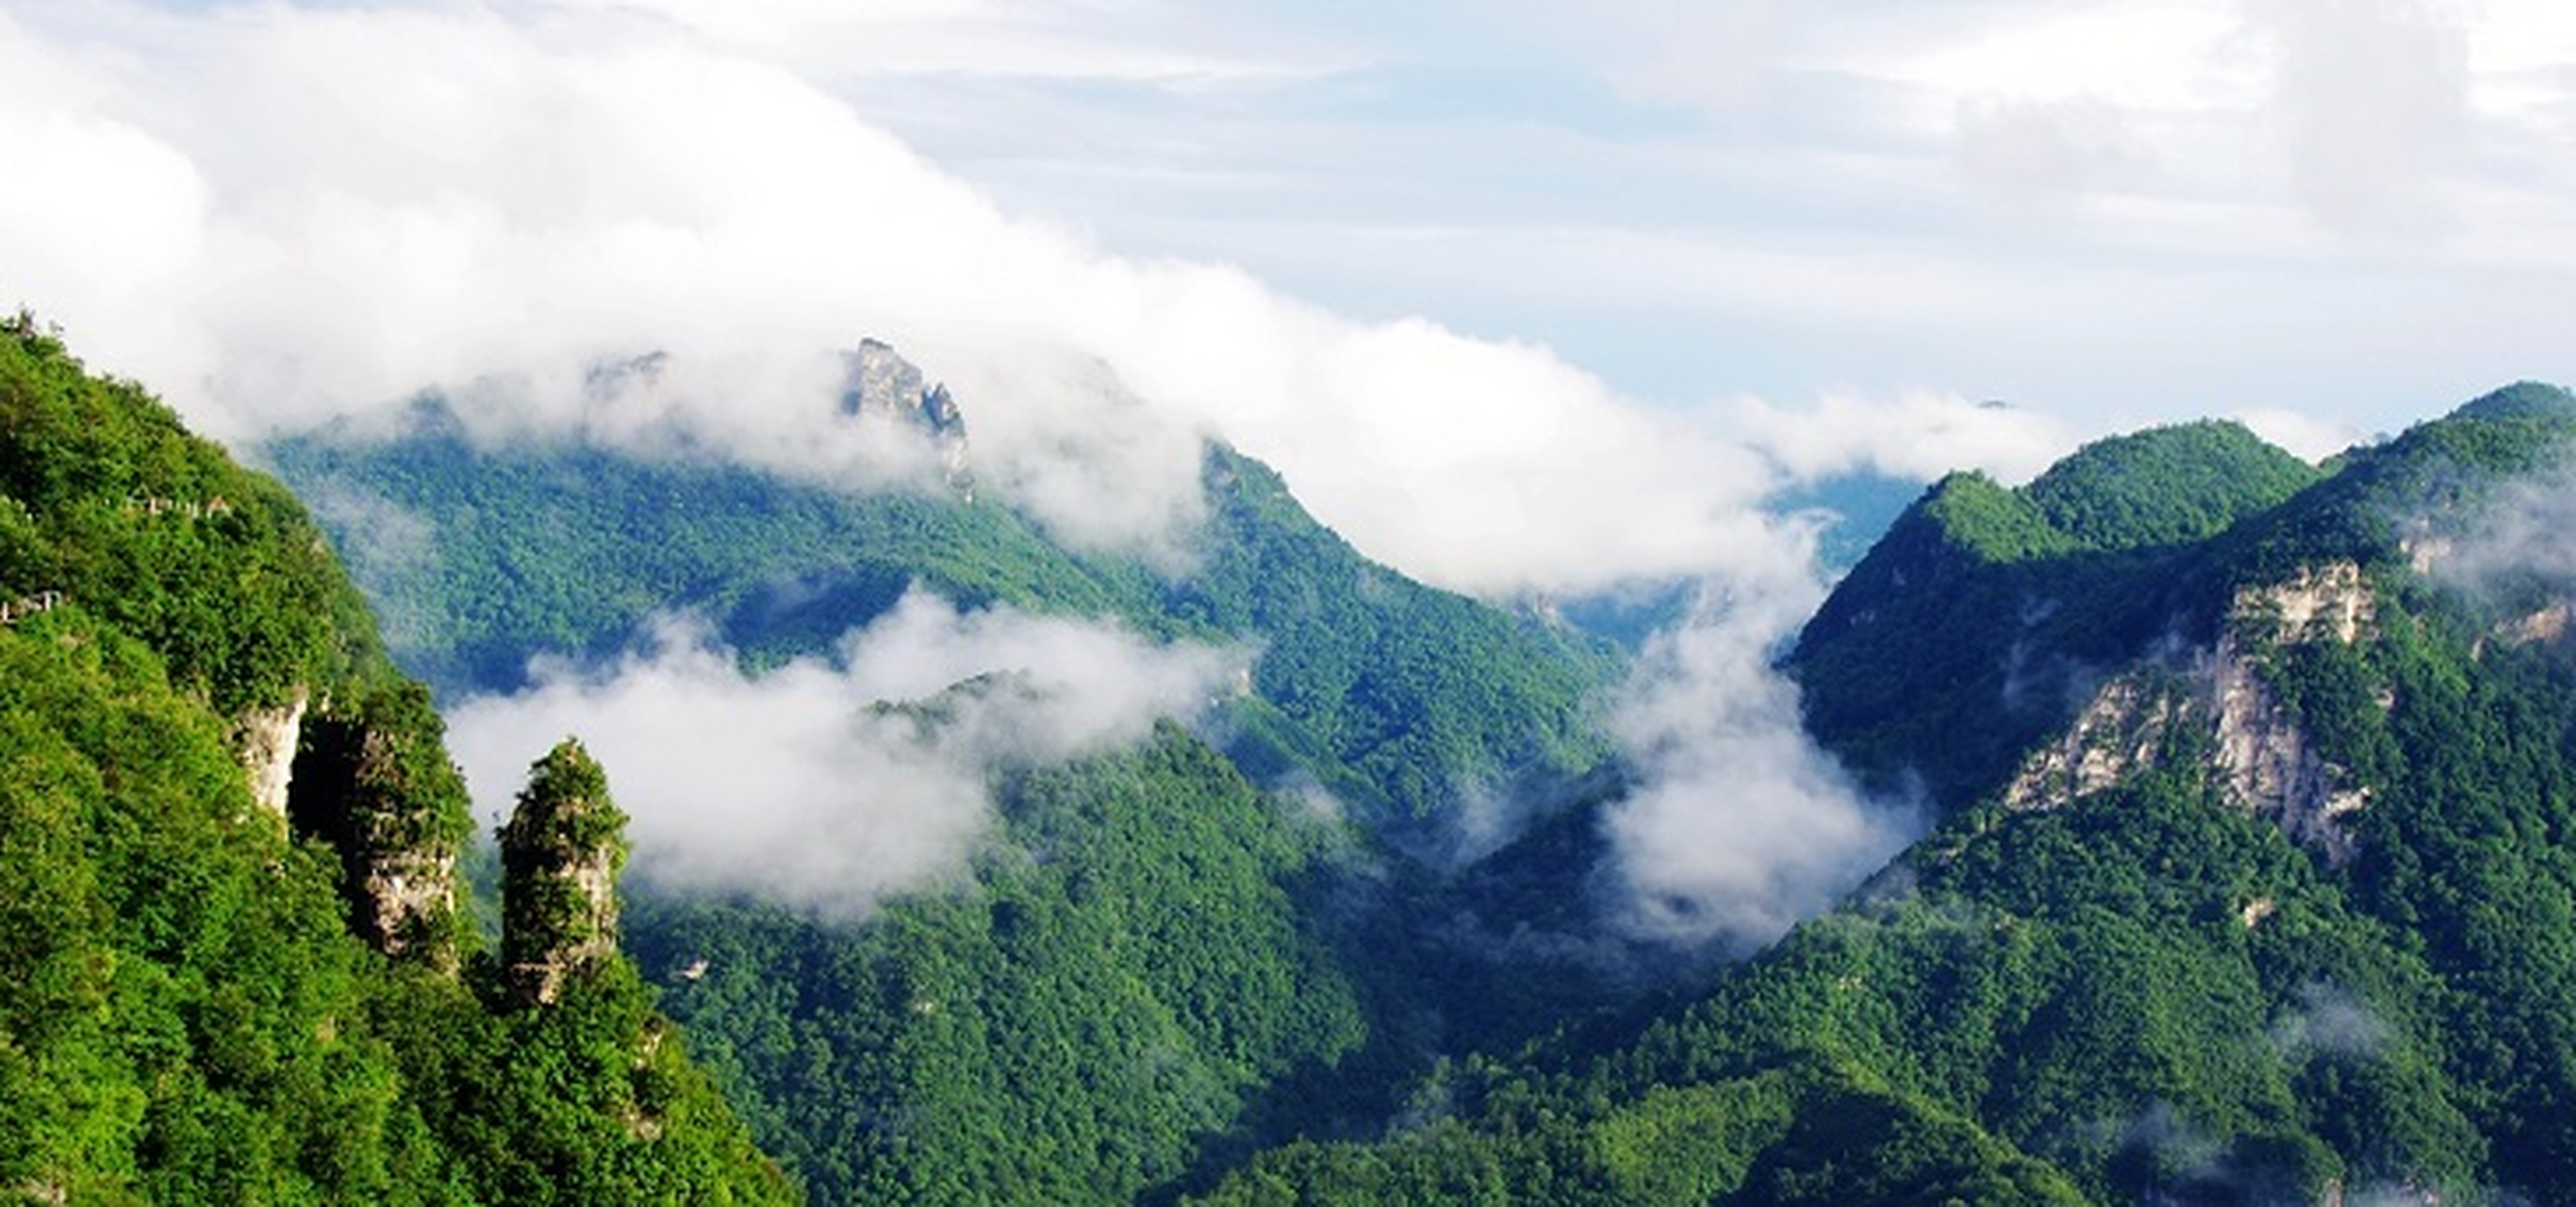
[262,351,1641,1202]
[1195,386,2576,1205]
[0,316,793,1204]
[268,405,1616,827]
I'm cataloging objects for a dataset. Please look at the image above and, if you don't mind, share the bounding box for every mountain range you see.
[12,309,2576,1205]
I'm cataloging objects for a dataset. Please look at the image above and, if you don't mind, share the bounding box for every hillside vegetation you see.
[0,316,794,1204]
[262,356,1645,1201]
[1194,386,2576,1204]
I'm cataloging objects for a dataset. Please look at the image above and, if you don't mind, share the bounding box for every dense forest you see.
[266,410,1619,829]
[1186,387,2576,1203]
[27,301,2576,1203]
[263,361,1657,1203]
[0,316,793,1203]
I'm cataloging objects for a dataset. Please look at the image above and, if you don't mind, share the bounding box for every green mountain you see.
[258,350,1642,1202]
[0,316,794,1204]
[69,293,2576,1204]
[1194,386,2576,1204]
[265,401,1617,828]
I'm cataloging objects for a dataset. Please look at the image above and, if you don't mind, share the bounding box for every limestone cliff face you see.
[288,688,471,971]
[2004,677,2183,813]
[232,686,309,823]
[2497,600,2576,649]
[500,738,628,1007]
[2004,563,2376,865]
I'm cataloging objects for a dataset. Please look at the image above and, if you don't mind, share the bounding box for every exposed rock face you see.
[361,848,461,965]
[2235,561,2374,646]
[2208,632,2369,867]
[842,338,972,488]
[2495,599,2574,649]
[2004,677,2181,813]
[289,702,468,972]
[2003,564,2377,865]
[501,738,628,1007]
[234,686,309,822]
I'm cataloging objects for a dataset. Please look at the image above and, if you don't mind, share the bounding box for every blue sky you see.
[6,0,2575,594]
[770,0,2576,432]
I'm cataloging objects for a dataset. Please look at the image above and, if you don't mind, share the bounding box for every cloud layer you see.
[444,592,1246,918]
[1602,572,1923,949]
[3,1,2097,942]
[1,0,2063,599]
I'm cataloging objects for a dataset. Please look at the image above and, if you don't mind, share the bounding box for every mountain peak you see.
[2451,379,2576,423]
[841,338,971,488]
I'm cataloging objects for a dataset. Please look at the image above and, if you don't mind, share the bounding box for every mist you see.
[2269,982,2394,1060]
[0,0,2066,601]
[444,590,1247,918]
[5,0,2072,947]
[1601,567,1924,951]
[2426,460,2576,602]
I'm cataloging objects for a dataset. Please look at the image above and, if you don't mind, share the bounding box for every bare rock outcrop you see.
[287,688,471,972]
[842,338,973,489]
[2003,564,2377,865]
[233,686,309,823]
[500,737,628,1007]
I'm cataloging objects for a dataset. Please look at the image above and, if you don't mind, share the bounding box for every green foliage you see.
[627,725,1369,1206]
[1205,388,2576,1205]
[2023,421,2322,552]
[265,412,1151,691]
[264,415,1620,827]
[257,354,1632,1201]
[0,319,796,1204]
[0,313,379,713]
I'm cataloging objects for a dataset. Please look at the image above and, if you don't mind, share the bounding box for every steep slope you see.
[265,377,1618,827]
[1792,420,2325,804]
[0,316,793,1204]
[256,347,1638,1202]
[627,725,1372,1205]
[1197,386,2576,1204]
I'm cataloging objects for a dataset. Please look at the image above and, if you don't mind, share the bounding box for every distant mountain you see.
[267,350,1619,829]
[263,342,1641,1203]
[0,316,792,1204]
[1195,384,2576,1204]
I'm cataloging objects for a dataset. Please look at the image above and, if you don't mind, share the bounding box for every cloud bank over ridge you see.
[445,592,1247,918]
[1,1,2072,943]
[0,0,2063,599]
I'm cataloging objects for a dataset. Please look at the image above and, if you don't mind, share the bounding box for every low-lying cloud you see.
[1602,571,1924,950]
[444,590,1246,918]
[2269,981,2394,1060]
[2425,459,2576,601]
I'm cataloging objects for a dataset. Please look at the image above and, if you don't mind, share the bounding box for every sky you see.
[8,0,2574,940]
[636,0,2576,427]
[8,0,2571,595]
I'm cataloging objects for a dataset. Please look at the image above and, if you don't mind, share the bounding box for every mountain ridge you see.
[1188,379,2576,1204]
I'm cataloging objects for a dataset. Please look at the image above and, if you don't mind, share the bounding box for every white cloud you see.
[0,0,1866,598]
[2232,405,2367,461]
[2424,457,2576,600]
[2269,982,2394,1058]
[2242,0,2473,234]
[444,591,1247,918]
[1603,575,1924,950]
[1954,94,2152,211]
[1730,388,2077,485]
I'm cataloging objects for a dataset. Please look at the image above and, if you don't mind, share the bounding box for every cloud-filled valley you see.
[445,591,1248,918]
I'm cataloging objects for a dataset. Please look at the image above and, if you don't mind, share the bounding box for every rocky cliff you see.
[2001,563,2377,864]
[500,737,630,1006]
